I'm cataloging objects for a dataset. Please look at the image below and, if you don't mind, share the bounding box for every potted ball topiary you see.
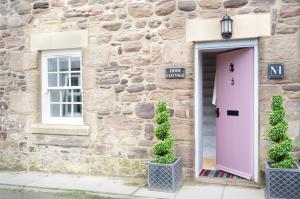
[148,101,182,193]
[265,96,300,199]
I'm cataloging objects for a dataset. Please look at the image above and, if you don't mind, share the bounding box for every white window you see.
[41,50,83,125]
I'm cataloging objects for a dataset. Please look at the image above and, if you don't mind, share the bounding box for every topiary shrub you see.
[152,101,175,164]
[267,96,296,169]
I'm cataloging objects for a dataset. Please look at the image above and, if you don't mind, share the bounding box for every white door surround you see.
[194,39,259,182]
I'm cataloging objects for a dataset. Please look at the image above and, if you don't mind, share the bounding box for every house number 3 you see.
[231,78,234,86]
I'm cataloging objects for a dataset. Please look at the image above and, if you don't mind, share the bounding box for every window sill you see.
[31,124,89,136]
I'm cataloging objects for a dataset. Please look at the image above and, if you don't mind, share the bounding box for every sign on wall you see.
[165,68,185,79]
[268,63,284,79]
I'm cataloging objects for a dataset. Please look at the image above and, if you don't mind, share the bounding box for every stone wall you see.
[0,0,299,181]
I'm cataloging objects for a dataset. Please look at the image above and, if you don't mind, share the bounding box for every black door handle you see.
[216,108,220,118]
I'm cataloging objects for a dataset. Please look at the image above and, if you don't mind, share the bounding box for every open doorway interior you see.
[202,52,217,170]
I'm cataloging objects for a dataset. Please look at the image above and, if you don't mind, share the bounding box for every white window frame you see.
[41,49,83,125]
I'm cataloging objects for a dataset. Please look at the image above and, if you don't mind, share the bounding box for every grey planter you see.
[148,157,182,193]
[265,161,300,199]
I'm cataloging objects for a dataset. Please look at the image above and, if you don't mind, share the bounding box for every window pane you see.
[59,57,69,72]
[48,73,58,87]
[62,104,72,117]
[73,104,82,117]
[50,104,60,117]
[48,58,57,72]
[73,89,82,102]
[50,90,60,102]
[71,57,80,71]
[71,73,80,86]
[59,73,69,86]
[62,89,72,102]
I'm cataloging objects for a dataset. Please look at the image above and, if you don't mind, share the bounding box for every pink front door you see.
[216,48,254,180]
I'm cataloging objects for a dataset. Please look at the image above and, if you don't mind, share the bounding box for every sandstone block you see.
[178,0,197,12]
[0,132,7,141]
[282,84,300,92]
[126,84,144,93]
[131,76,144,83]
[135,102,155,119]
[82,68,97,90]
[82,46,110,67]
[52,0,64,7]
[175,101,193,119]
[174,143,194,168]
[127,147,149,159]
[128,2,153,18]
[223,0,248,8]
[33,135,90,147]
[15,2,31,15]
[158,28,184,40]
[253,6,270,13]
[120,94,141,102]
[120,136,138,146]
[276,24,298,34]
[0,17,7,30]
[146,84,157,90]
[25,71,40,92]
[33,2,49,9]
[148,20,162,28]
[99,73,120,85]
[148,91,174,102]
[10,92,39,114]
[105,115,130,131]
[199,10,226,18]
[114,85,125,93]
[163,41,193,64]
[123,41,142,52]
[251,0,275,6]
[171,120,193,141]
[102,22,122,31]
[259,35,298,61]
[7,15,31,28]
[144,124,154,140]
[280,4,300,18]
[68,0,88,6]
[64,8,101,18]
[199,0,221,9]
[117,30,145,41]
[84,90,114,113]
[155,0,176,16]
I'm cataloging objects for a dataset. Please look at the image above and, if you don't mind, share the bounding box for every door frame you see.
[194,39,259,182]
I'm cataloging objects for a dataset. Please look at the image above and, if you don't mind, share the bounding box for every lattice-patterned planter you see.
[265,161,300,199]
[148,157,182,193]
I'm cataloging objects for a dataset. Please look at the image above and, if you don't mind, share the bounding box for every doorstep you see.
[0,171,266,199]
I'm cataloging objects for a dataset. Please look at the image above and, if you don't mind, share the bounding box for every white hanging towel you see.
[212,73,217,105]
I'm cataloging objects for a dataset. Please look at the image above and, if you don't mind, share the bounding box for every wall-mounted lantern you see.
[220,14,233,39]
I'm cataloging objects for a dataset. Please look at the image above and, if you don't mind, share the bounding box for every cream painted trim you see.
[186,14,271,42]
[31,124,89,136]
[31,30,88,51]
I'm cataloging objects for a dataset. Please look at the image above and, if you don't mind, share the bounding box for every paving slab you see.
[95,181,139,195]
[222,186,265,199]
[27,175,77,189]
[61,176,108,191]
[1,173,46,186]
[176,185,224,199]
[133,188,176,199]
[0,173,19,185]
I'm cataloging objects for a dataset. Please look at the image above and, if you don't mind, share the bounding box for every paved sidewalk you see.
[0,172,266,199]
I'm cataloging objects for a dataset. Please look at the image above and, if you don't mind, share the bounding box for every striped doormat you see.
[199,169,245,179]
